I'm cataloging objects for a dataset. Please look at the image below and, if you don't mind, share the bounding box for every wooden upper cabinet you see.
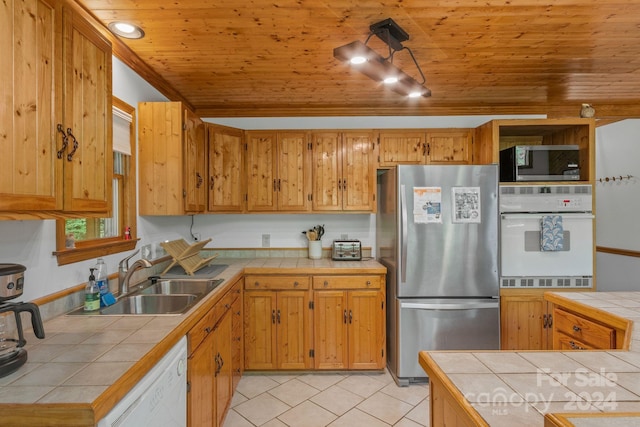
[425,130,472,164]
[246,131,310,212]
[138,102,205,215]
[0,0,112,215]
[311,131,376,212]
[207,124,245,213]
[378,132,426,167]
[378,129,471,167]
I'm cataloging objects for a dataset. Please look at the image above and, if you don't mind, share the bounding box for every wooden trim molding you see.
[596,246,640,258]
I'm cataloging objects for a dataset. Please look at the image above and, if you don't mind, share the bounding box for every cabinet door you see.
[188,332,215,427]
[276,291,312,369]
[500,292,550,350]
[348,290,385,369]
[425,130,472,165]
[378,132,425,167]
[184,108,206,213]
[277,132,310,211]
[244,291,277,369]
[0,0,60,211]
[208,125,244,212]
[231,290,243,390]
[61,7,112,213]
[311,132,342,211]
[138,102,185,215]
[314,291,349,369]
[342,132,376,211]
[214,311,233,427]
[246,131,277,211]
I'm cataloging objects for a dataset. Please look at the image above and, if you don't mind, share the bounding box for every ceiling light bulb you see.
[384,76,399,84]
[114,22,136,34]
[350,56,367,65]
[408,90,423,98]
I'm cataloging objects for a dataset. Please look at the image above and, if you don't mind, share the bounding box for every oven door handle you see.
[501,214,594,220]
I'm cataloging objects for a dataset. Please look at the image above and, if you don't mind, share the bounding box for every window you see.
[54,97,138,265]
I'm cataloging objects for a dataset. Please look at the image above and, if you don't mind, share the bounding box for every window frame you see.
[53,97,138,265]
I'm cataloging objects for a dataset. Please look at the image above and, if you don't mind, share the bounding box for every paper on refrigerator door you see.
[413,187,442,223]
[452,187,481,223]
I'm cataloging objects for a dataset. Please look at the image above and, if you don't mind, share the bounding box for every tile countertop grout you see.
[0,258,386,415]
[421,291,640,427]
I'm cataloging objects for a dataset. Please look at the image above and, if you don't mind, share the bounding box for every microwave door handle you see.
[401,301,500,310]
[400,184,408,283]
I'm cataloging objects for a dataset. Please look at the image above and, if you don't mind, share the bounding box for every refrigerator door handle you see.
[401,301,500,310]
[400,184,408,283]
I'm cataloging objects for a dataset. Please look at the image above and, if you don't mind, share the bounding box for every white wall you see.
[594,120,640,291]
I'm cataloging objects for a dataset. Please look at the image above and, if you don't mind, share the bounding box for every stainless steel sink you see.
[138,278,224,296]
[67,277,225,316]
[100,294,198,315]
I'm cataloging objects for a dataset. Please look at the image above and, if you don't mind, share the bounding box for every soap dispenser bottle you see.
[84,268,100,312]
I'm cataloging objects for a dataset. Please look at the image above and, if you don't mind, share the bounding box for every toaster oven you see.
[331,240,362,261]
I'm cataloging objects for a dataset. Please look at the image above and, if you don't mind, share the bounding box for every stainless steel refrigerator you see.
[377,165,500,386]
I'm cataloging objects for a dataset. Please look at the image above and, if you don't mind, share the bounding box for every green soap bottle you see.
[84,268,100,312]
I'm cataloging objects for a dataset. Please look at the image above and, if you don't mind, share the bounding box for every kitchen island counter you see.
[419,291,640,426]
[0,257,385,426]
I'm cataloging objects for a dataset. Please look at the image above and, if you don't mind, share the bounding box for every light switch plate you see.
[262,234,270,248]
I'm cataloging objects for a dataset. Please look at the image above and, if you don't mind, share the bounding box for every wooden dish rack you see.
[160,238,218,275]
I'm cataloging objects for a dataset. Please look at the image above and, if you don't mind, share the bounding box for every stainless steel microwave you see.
[499,145,580,182]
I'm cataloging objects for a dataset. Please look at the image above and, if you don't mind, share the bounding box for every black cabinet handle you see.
[56,124,68,159]
[65,128,79,161]
[543,314,548,328]
[277,309,281,324]
[349,309,353,324]
[573,325,581,332]
[272,309,276,324]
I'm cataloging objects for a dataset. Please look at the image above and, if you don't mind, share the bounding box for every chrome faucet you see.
[118,250,152,295]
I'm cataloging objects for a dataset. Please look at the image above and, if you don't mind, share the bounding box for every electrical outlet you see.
[141,244,152,259]
[341,234,348,240]
[262,234,270,248]
[193,233,201,241]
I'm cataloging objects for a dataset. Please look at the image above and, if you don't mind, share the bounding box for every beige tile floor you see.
[223,370,430,427]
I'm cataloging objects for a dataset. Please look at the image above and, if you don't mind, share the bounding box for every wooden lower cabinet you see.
[244,273,386,372]
[500,290,553,350]
[244,275,313,370]
[550,305,625,350]
[188,280,242,427]
[313,275,385,370]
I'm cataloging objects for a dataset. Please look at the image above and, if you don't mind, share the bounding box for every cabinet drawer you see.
[188,307,217,355]
[313,275,381,290]
[555,331,594,351]
[245,275,309,290]
[554,308,615,349]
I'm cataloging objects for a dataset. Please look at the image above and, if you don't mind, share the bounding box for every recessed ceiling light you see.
[108,21,145,39]
[384,76,399,84]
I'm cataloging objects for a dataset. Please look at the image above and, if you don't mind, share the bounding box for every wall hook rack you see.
[598,174,634,183]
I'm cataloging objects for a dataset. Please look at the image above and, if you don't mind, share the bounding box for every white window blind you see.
[112,107,132,155]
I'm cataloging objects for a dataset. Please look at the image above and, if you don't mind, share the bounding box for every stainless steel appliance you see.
[377,165,500,386]
[499,185,594,288]
[0,264,46,378]
[499,145,580,182]
[331,240,362,260]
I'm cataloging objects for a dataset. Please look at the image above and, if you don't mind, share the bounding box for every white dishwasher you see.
[98,336,187,427]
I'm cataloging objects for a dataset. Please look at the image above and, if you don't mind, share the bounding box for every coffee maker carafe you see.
[0,264,45,377]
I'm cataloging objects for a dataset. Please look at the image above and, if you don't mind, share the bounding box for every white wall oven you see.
[499,185,593,288]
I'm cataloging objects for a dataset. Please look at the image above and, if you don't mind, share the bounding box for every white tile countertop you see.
[420,291,640,427]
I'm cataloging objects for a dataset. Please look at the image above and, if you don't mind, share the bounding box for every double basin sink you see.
[68,278,225,316]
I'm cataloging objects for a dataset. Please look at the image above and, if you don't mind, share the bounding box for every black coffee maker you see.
[0,264,45,378]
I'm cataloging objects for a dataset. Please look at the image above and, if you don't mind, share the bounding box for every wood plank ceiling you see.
[78,0,640,118]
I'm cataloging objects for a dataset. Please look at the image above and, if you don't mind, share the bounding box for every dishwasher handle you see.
[401,301,499,310]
